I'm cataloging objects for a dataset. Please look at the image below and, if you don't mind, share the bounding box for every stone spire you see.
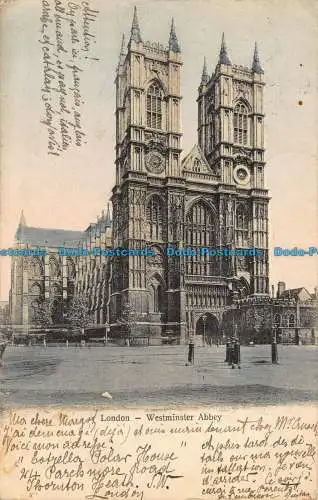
[15,210,27,241]
[219,32,231,65]
[169,18,181,53]
[201,57,209,85]
[105,203,112,227]
[130,6,142,43]
[252,42,264,74]
[96,215,101,237]
[118,33,126,67]
[19,209,27,227]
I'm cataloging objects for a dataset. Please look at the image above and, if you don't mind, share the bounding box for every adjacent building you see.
[223,282,318,345]
[10,211,84,333]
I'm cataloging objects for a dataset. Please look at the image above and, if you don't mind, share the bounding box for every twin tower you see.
[109,7,269,342]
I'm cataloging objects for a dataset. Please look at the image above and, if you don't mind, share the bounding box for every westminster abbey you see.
[108,8,269,342]
[10,8,279,344]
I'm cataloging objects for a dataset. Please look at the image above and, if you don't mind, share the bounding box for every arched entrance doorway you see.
[196,313,219,345]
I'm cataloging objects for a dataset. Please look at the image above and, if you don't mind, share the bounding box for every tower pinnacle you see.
[130,6,142,43]
[118,33,126,68]
[19,209,26,227]
[252,42,264,74]
[15,210,27,241]
[169,18,181,53]
[105,203,111,227]
[219,32,231,65]
[201,57,209,85]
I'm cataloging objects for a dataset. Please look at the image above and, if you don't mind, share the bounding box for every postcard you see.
[0,0,317,499]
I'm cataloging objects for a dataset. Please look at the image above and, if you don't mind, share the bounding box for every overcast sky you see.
[0,0,317,300]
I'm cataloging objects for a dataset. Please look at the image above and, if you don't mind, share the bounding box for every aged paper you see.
[1,406,317,499]
[0,0,317,499]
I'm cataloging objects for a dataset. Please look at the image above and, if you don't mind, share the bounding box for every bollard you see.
[188,342,194,365]
[271,341,278,364]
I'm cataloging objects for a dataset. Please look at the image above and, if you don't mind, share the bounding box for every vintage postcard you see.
[0,0,317,498]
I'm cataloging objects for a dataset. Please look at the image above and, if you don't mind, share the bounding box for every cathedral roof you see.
[280,287,312,301]
[15,226,85,247]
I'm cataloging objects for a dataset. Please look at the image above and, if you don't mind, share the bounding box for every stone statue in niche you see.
[147,250,163,267]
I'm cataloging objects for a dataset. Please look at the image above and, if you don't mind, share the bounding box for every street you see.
[1,344,317,410]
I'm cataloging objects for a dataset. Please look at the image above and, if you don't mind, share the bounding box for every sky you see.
[0,0,317,300]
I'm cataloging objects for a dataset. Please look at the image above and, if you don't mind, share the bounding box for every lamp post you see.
[271,307,279,364]
[188,334,195,364]
[202,314,207,346]
[271,325,278,364]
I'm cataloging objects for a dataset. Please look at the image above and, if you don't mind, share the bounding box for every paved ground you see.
[1,344,317,409]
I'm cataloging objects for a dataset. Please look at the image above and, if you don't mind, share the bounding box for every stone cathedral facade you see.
[108,9,269,343]
[11,8,287,344]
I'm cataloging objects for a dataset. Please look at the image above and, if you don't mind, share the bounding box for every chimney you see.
[277,281,286,298]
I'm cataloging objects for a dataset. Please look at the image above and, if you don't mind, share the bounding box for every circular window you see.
[233,165,250,186]
[145,151,165,174]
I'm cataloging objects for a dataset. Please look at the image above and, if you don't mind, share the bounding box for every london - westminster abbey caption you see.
[10,8,274,343]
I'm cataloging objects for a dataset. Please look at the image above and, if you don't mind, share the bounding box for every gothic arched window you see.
[146,82,163,130]
[234,102,248,145]
[29,257,43,277]
[185,201,217,276]
[149,278,164,313]
[193,159,201,173]
[146,195,163,241]
[282,315,288,327]
[150,285,160,312]
[236,205,249,247]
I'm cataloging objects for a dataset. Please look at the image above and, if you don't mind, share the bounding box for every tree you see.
[67,294,91,336]
[33,299,53,328]
[117,301,137,345]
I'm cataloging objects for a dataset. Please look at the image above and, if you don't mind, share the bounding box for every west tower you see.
[110,9,186,339]
[197,38,269,297]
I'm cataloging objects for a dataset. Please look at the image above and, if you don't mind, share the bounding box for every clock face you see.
[145,151,165,174]
[233,165,250,186]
